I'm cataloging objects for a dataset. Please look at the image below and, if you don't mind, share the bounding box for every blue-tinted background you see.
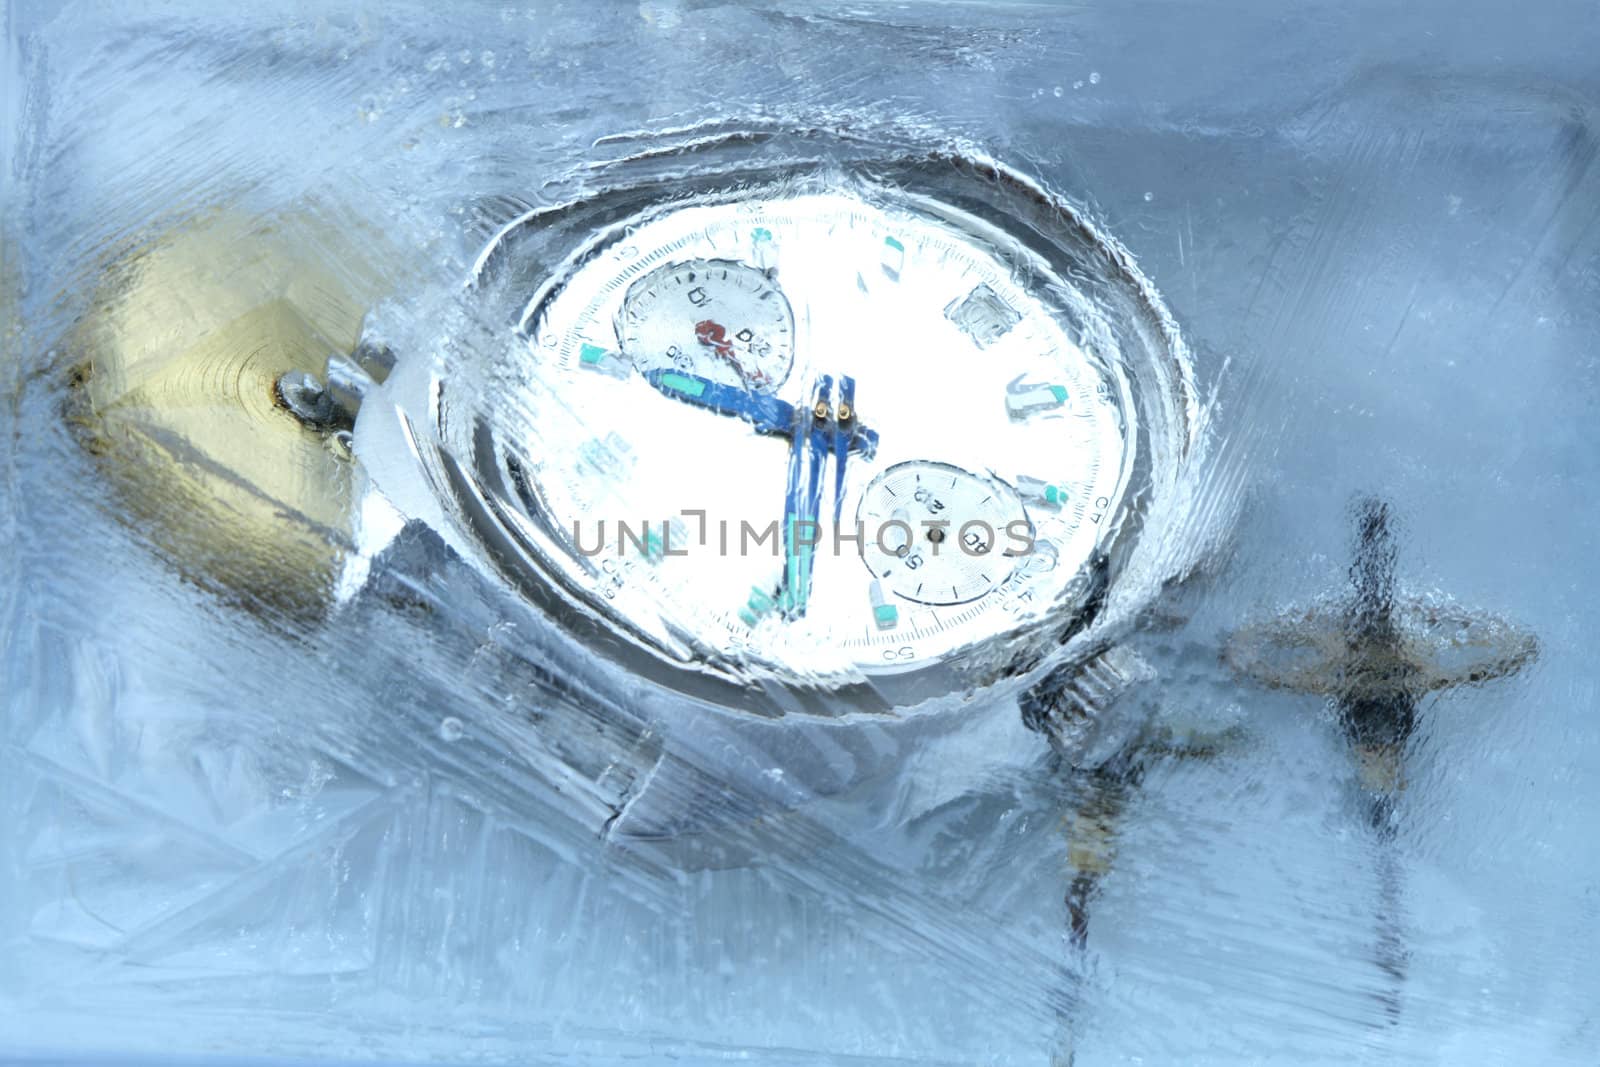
[4,1,1597,1063]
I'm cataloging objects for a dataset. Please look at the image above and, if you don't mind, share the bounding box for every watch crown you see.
[1021,645,1156,765]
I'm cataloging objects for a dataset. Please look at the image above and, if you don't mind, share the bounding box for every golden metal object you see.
[1065,801,1119,877]
[1355,742,1406,795]
[1223,592,1539,699]
[64,205,403,618]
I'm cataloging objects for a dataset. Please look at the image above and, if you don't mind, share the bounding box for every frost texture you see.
[4,2,1600,1064]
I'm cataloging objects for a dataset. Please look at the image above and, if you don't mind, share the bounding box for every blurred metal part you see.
[349,337,397,384]
[337,520,666,834]
[1224,494,1540,1023]
[1226,495,1538,707]
[276,352,374,433]
[65,206,402,617]
[1018,645,1156,766]
[275,369,342,428]
[1224,589,1539,699]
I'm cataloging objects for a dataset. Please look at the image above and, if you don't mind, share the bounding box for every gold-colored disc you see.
[65,204,403,619]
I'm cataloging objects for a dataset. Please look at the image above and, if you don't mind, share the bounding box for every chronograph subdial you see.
[857,461,1032,607]
[618,258,796,391]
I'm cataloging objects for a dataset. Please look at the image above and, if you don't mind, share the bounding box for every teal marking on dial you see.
[577,435,632,480]
[752,227,773,243]
[882,235,905,282]
[781,516,818,616]
[640,518,689,564]
[658,371,708,398]
[1005,374,1070,419]
[739,584,780,628]
[579,342,609,365]
[869,579,898,630]
[1017,475,1069,510]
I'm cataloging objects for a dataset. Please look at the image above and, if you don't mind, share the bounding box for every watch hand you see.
[643,369,796,436]
[778,383,811,619]
[693,319,769,387]
[645,368,877,455]
[832,375,857,527]
[779,376,833,620]
[803,374,832,546]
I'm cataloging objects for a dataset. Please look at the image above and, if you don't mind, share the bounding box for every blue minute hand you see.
[832,376,859,527]
[780,376,833,619]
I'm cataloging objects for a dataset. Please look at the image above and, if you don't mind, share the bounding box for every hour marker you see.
[882,235,906,282]
[869,580,899,630]
[1005,373,1069,419]
[1017,475,1069,510]
[946,284,1021,347]
[739,584,779,627]
[576,432,634,479]
[578,342,630,379]
[751,228,776,269]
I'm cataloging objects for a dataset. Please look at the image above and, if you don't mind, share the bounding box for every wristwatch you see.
[71,121,1208,846]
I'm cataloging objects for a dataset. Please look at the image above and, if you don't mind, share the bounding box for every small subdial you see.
[857,461,1031,606]
[618,258,795,391]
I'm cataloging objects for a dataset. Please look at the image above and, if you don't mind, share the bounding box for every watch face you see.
[493,186,1135,685]
[396,132,1199,712]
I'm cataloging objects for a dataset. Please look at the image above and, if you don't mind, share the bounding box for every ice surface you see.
[5,1,1600,1064]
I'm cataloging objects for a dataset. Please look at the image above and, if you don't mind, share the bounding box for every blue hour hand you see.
[643,369,797,436]
[644,368,877,457]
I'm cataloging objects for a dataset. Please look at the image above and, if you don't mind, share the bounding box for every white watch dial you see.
[511,190,1134,680]
[857,461,1029,607]
[618,258,796,390]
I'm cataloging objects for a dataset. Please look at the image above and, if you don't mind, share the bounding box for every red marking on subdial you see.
[695,319,770,386]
